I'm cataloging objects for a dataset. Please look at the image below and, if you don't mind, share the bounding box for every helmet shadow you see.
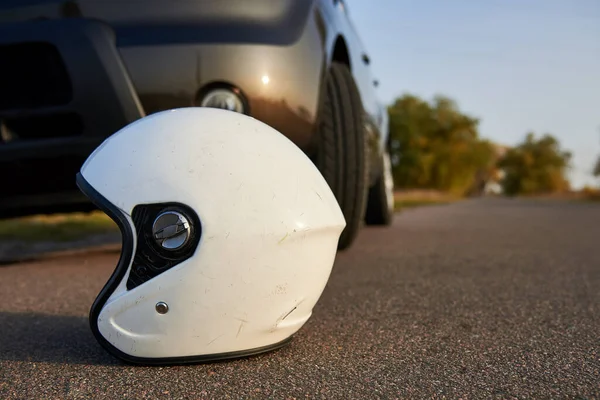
[0,311,118,366]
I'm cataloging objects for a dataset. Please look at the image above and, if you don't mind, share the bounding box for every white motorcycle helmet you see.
[76,107,346,365]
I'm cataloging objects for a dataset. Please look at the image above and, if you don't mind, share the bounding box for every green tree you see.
[387,93,497,196]
[497,132,571,196]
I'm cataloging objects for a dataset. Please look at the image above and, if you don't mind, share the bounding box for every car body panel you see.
[0,18,145,216]
[116,16,325,151]
[0,0,388,216]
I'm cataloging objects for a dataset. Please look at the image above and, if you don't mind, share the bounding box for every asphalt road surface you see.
[1,198,598,399]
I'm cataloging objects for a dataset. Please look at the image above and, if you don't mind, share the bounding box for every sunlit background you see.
[349,0,600,189]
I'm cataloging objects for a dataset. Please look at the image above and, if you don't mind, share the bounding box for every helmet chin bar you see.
[127,203,202,290]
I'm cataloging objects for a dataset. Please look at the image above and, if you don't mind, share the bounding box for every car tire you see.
[315,62,369,251]
[365,149,395,226]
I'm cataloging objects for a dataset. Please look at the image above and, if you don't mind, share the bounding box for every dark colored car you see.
[0,0,394,249]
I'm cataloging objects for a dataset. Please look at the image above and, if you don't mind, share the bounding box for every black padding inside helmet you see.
[127,203,201,290]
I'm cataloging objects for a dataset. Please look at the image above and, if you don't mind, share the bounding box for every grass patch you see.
[394,199,452,210]
[0,211,118,242]
[582,187,600,202]
[0,189,464,243]
[394,189,460,210]
[518,188,600,204]
[580,195,600,204]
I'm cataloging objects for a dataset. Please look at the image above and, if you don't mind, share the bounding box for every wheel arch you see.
[331,35,351,71]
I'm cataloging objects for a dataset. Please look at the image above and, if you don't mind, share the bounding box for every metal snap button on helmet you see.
[152,211,191,250]
[75,108,346,366]
[155,302,169,314]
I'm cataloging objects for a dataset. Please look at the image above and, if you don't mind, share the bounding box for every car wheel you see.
[365,149,395,226]
[315,62,369,250]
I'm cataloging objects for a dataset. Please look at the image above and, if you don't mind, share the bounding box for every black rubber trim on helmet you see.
[75,172,294,366]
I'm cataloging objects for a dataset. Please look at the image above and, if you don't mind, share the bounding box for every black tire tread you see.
[316,62,369,250]
[365,154,394,226]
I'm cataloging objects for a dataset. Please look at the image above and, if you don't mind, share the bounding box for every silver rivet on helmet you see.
[152,211,191,250]
[155,302,169,314]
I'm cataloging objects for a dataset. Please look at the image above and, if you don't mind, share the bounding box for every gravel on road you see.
[0,198,598,399]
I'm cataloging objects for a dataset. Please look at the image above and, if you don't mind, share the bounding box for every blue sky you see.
[347,0,600,189]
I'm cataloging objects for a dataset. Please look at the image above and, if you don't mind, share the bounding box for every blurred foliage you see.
[594,129,600,179]
[497,133,571,196]
[387,94,499,196]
